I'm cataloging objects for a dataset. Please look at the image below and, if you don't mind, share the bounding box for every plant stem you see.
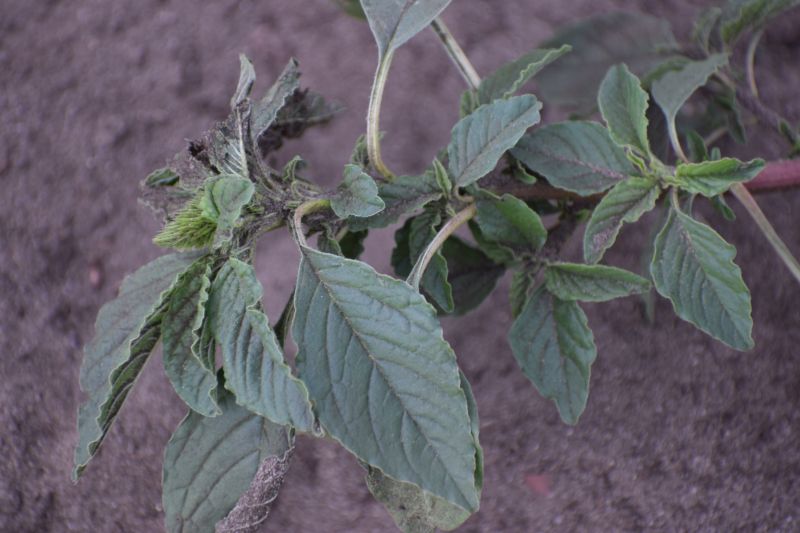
[367,51,396,179]
[290,199,330,248]
[430,18,481,90]
[407,203,477,289]
[668,122,690,164]
[745,29,763,99]
[730,183,800,285]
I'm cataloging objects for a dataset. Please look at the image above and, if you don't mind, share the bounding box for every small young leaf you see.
[153,192,218,250]
[203,174,254,239]
[476,45,571,105]
[537,12,679,115]
[208,259,315,431]
[686,130,709,162]
[474,193,547,255]
[509,270,536,319]
[693,7,723,53]
[431,158,452,195]
[442,236,504,316]
[74,252,202,479]
[508,286,597,425]
[673,157,764,197]
[448,95,542,187]
[544,263,651,302]
[583,177,661,264]
[361,0,452,56]
[162,385,293,533]
[650,205,753,350]
[251,59,301,144]
[144,167,180,187]
[720,0,800,45]
[293,247,479,511]
[162,258,220,417]
[232,54,256,108]
[348,173,442,231]
[331,164,385,218]
[598,64,651,156]
[512,121,636,195]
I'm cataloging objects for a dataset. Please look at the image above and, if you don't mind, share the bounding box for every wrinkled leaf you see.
[474,193,547,256]
[361,0,452,56]
[232,54,256,108]
[512,121,636,195]
[203,174,254,242]
[162,258,220,417]
[508,286,597,425]
[74,252,202,479]
[331,164,385,218]
[650,205,753,350]
[544,262,651,302]
[448,95,542,187]
[583,177,660,263]
[598,64,651,155]
[442,236,504,316]
[208,259,315,431]
[475,45,571,105]
[293,247,479,511]
[162,386,293,533]
[251,59,301,143]
[673,157,764,197]
[349,173,442,231]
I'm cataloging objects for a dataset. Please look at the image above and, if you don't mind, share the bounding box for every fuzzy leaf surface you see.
[204,174,254,239]
[293,247,479,511]
[251,59,301,143]
[448,95,542,187]
[512,121,635,195]
[674,157,764,197]
[508,286,597,425]
[331,164,385,218]
[348,173,442,231]
[162,386,292,533]
[598,64,651,155]
[232,54,256,108]
[162,258,219,417]
[74,252,201,478]
[545,263,651,302]
[208,259,315,431]
[441,236,504,316]
[361,0,452,55]
[650,206,753,350]
[474,194,547,255]
[583,177,660,263]
[476,45,571,105]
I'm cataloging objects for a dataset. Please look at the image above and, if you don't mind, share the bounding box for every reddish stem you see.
[746,159,800,192]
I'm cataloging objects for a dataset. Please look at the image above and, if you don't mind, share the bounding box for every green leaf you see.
[651,54,729,155]
[583,177,660,264]
[650,205,753,350]
[251,59,301,144]
[162,258,220,417]
[441,236,504,316]
[512,121,636,195]
[162,385,293,533]
[598,64,651,155]
[544,263,651,302]
[144,167,179,188]
[508,286,597,425]
[431,158,452,195]
[476,45,572,105]
[474,193,547,255]
[208,259,315,431]
[693,7,723,53]
[537,12,679,115]
[293,247,479,511]
[331,164,386,218]
[361,0,452,56]
[720,0,800,45]
[510,270,536,319]
[334,0,366,19]
[673,158,764,197]
[448,95,542,187]
[348,173,442,231]
[232,54,256,108]
[73,252,201,479]
[203,174,254,240]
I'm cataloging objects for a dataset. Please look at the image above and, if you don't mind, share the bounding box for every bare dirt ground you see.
[2,0,799,531]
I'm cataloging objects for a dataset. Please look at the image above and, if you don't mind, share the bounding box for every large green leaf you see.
[720,0,800,44]
[474,193,547,256]
[583,176,661,264]
[536,11,678,115]
[293,247,479,511]
[673,157,764,197]
[598,64,651,155]
[73,252,201,479]
[162,258,219,417]
[650,205,753,350]
[512,121,636,195]
[348,173,442,231]
[361,0,452,56]
[441,236,505,316]
[208,259,315,431]
[544,263,651,302]
[508,286,597,425]
[162,386,293,533]
[366,371,482,532]
[448,95,542,187]
[331,164,385,218]
[251,59,301,143]
[474,45,571,106]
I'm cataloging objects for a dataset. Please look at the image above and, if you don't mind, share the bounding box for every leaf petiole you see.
[367,51,396,179]
[430,17,481,90]
[291,198,331,248]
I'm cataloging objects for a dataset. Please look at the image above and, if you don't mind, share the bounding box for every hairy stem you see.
[430,18,481,90]
[290,199,330,248]
[407,203,477,289]
[367,51,396,179]
[730,183,800,285]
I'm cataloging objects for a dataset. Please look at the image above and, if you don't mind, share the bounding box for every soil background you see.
[2,0,799,531]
